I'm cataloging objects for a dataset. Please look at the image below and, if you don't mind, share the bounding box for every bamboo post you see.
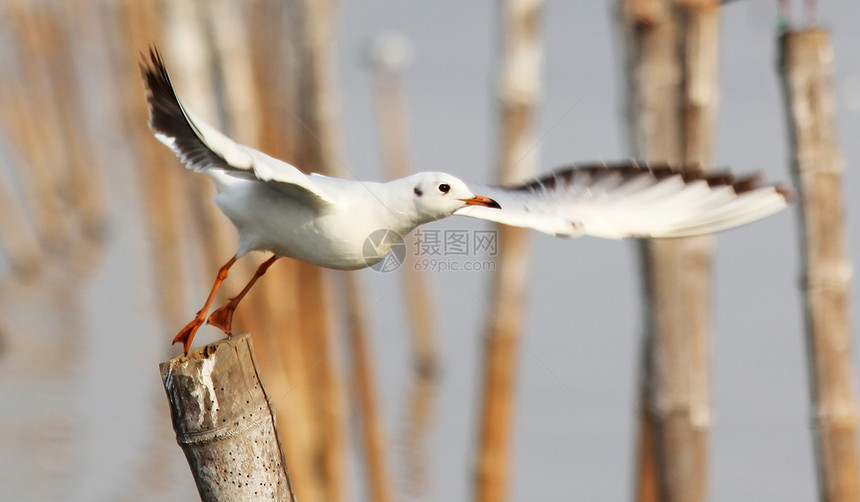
[160,334,297,502]
[474,1,543,501]
[290,1,353,500]
[343,274,395,502]
[117,0,191,336]
[241,85,323,502]
[616,1,719,501]
[2,1,72,253]
[369,33,441,497]
[370,33,439,386]
[291,1,394,501]
[779,29,860,502]
[0,4,108,498]
[242,9,324,500]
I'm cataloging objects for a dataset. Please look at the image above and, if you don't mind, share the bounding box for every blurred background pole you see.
[293,1,393,501]
[615,1,719,501]
[114,3,202,498]
[473,0,543,501]
[291,0,350,500]
[343,275,395,502]
[240,5,325,498]
[0,2,109,498]
[158,2,326,500]
[369,33,441,498]
[779,28,860,502]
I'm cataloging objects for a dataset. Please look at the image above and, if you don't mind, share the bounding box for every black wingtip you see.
[138,45,200,143]
[139,45,167,91]
[507,161,792,205]
[775,184,795,203]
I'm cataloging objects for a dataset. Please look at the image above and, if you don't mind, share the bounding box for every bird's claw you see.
[173,318,203,355]
[207,305,235,335]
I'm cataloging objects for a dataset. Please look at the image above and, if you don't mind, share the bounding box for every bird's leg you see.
[208,254,279,335]
[173,255,238,354]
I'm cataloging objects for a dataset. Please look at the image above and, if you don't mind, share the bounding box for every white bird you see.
[140,48,790,353]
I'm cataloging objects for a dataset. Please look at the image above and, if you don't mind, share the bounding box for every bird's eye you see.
[438,183,450,194]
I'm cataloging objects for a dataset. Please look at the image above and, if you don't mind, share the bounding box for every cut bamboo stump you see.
[159,334,297,502]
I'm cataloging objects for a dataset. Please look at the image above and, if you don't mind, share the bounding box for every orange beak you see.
[459,195,501,209]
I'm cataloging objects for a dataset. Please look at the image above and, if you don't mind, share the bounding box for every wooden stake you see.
[616,2,719,501]
[235,3,347,500]
[291,1,352,500]
[474,1,543,501]
[344,273,395,502]
[117,0,191,334]
[779,28,860,502]
[370,33,441,497]
[159,334,297,502]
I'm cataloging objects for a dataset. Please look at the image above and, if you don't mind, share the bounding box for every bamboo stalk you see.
[779,28,860,502]
[370,33,441,497]
[39,2,107,255]
[252,259,322,502]
[615,1,719,501]
[238,3,336,499]
[0,3,109,499]
[343,273,395,502]
[117,0,190,333]
[0,13,43,279]
[0,177,41,280]
[1,1,71,253]
[110,5,207,499]
[161,0,244,294]
[618,3,681,498]
[291,1,397,500]
[474,1,543,501]
[370,35,439,379]
[675,7,719,501]
[634,334,659,502]
[157,16,305,501]
[291,1,349,500]
[159,334,297,502]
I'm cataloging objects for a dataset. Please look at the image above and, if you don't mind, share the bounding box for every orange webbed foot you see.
[173,318,203,354]
[207,303,236,335]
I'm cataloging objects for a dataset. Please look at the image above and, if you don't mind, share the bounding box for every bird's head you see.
[407,172,500,222]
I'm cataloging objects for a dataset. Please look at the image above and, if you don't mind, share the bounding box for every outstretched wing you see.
[455,162,791,238]
[140,47,333,204]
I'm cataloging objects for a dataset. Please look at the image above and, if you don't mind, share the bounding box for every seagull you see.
[140,48,790,354]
